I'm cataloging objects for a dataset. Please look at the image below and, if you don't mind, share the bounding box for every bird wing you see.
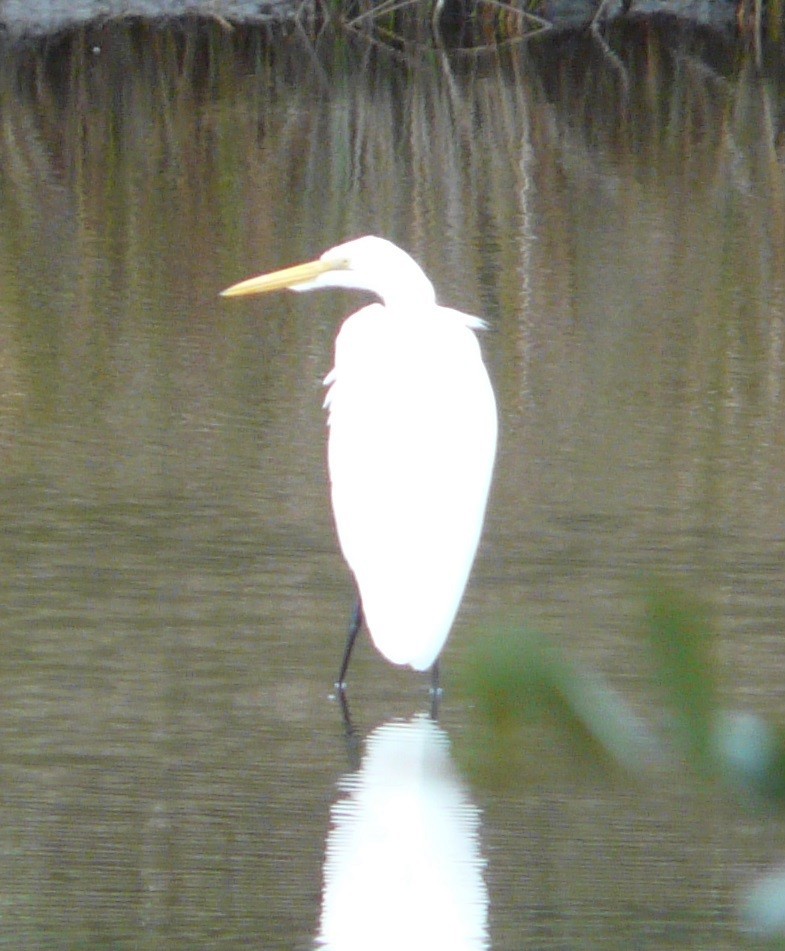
[325,304,497,670]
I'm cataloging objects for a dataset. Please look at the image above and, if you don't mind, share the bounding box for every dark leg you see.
[336,598,363,690]
[430,658,440,693]
[337,688,362,771]
[429,659,442,720]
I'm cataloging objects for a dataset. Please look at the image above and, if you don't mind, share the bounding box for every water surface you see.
[1,24,785,949]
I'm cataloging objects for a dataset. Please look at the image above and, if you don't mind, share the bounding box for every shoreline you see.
[0,0,742,45]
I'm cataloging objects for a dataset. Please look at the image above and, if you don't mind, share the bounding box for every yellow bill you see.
[220,257,348,298]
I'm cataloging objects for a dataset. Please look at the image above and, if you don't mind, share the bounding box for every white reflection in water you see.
[317,715,489,951]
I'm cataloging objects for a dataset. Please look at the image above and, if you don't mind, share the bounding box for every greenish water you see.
[1,24,785,949]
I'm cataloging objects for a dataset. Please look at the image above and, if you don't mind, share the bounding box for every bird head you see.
[221,236,437,309]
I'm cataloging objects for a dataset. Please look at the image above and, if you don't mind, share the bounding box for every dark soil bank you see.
[0,0,743,43]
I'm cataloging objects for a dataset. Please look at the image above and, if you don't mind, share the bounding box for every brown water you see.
[2,23,785,949]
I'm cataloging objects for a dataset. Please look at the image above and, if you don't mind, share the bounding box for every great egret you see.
[221,236,497,689]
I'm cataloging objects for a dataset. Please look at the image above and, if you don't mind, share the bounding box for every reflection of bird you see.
[318,716,489,951]
[221,236,497,688]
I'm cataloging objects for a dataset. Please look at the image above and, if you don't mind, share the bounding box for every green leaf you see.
[456,627,658,787]
[643,583,716,773]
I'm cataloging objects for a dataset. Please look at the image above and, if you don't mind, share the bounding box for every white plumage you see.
[222,236,497,679]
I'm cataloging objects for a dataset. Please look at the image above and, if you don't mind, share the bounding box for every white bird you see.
[221,236,497,690]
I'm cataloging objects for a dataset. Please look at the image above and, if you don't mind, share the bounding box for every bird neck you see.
[378,273,436,311]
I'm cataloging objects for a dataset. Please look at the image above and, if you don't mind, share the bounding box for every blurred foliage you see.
[742,867,785,947]
[714,711,785,805]
[455,625,659,788]
[643,583,717,776]
[457,582,785,940]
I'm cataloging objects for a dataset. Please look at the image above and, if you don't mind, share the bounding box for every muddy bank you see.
[0,0,740,45]
[0,2,290,41]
